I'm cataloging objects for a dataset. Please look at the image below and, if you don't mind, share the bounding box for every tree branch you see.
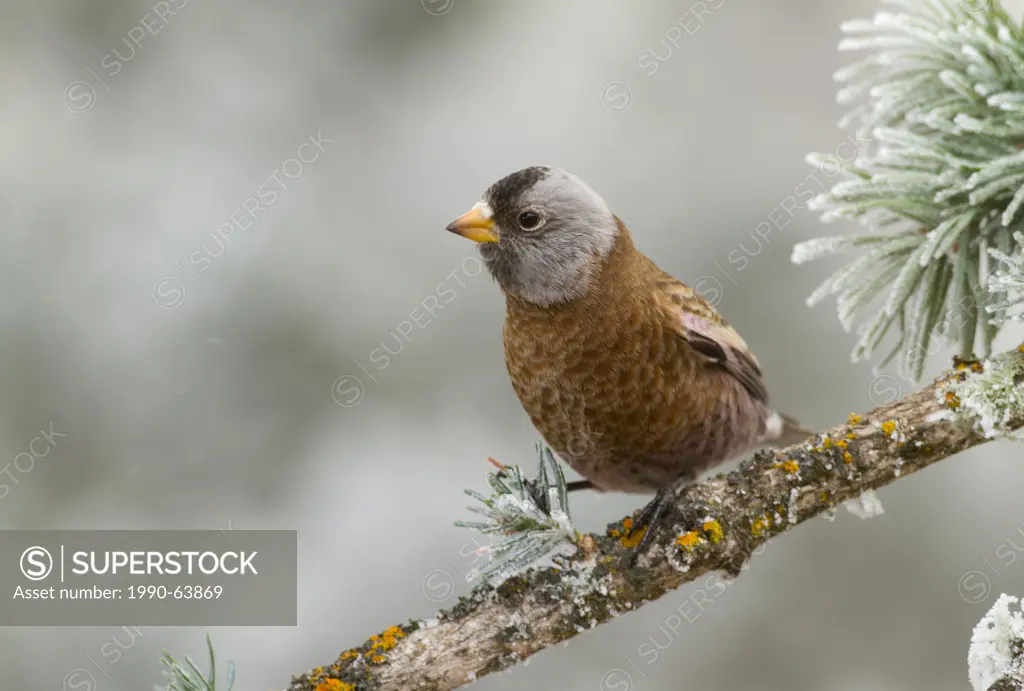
[291,347,1024,691]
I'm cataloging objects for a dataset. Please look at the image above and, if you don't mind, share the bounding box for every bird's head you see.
[445,166,619,307]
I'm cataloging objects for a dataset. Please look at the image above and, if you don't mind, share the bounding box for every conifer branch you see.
[794,0,1024,379]
[288,347,1024,691]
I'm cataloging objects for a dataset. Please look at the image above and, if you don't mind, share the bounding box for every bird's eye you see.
[517,209,543,231]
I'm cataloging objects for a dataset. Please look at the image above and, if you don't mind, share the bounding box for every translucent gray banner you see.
[0,530,296,625]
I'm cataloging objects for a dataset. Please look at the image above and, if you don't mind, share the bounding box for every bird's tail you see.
[764,411,814,448]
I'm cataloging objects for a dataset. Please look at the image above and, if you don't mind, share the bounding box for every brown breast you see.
[501,228,765,492]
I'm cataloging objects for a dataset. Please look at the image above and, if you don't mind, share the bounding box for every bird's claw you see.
[628,490,673,566]
[627,477,692,566]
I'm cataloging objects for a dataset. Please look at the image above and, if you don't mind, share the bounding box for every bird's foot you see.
[628,477,691,566]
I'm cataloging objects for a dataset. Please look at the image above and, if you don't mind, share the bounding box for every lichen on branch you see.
[288,347,1024,691]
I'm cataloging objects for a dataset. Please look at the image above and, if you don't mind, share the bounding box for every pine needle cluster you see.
[794,0,1024,379]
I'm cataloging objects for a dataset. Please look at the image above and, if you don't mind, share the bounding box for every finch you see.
[446,166,809,557]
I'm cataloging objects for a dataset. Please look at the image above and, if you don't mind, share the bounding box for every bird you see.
[445,166,810,559]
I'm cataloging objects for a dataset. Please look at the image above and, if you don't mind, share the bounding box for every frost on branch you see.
[455,444,577,582]
[939,348,1024,441]
[969,594,1024,691]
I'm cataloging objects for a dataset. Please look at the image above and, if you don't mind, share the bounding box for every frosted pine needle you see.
[156,634,235,691]
[456,443,577,582]
[988,230,1024,321]
[793,0,1024,380]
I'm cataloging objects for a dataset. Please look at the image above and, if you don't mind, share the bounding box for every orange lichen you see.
[370,626,405,652]
[845,433,857,440]
[620,525,646,549]
[702,519,724,543]
[821,436,832,449]
[316,681,354,691]
[953,357,984,373]
[945,391,961,410]
[880,420,896,436]
[848,413,862,425]
[1018,344,1024,353]
[774,460,800,474]
[674,520,723,552]
[675,531,702,551]
[751,514,772,537]
[610,517,646,547]
[832,439,848,450]
[340,650,358,661]
[356,624,406,667]
[843,451,854,464]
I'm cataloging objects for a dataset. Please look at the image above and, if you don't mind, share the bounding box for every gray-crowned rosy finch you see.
[446,166,810,557]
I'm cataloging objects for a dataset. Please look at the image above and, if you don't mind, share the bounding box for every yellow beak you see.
[446,203,499,244]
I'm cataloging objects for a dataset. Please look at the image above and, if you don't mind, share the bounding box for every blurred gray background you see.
[3,0,1024,689]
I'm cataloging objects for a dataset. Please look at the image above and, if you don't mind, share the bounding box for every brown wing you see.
[651,270,769,404]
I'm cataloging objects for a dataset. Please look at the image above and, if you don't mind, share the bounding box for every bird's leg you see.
[629,473,695,566]
[491,456,595,501]
[522,478,593,508]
